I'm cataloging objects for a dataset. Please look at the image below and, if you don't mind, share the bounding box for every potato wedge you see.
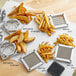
[5,29,21,40]
[24,30,29,39]
[17,32,24,43]
[20,42,27,53]
[9,35,19,43]
[24,37,35,43]
[15,42,21,53]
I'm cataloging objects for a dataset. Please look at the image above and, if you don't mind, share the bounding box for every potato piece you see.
[19,20,25,24]
[15,16,29,24]
[28,16,32,22]
[36,15,42,22]
[39,18,44,29]
[9,35,19,43]
[25,10,42,14]
[24,37,35,43]
[43,11,50,28]
[5,29,21,40]
[34,17,40,25]
[24,30,29,39]
[20,42,27,53]
[15,42,21,53]
[17,32,24,43]
[8,6,19,16]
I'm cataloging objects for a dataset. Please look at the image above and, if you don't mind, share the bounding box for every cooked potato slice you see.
[20,42,27,53]
[15,42,21,53]
[17,32,24,43]
[9,35,19,43]
[24,37,35,43]
[34,17,40,25]
[5,29,21,40]
[24,30,29,39]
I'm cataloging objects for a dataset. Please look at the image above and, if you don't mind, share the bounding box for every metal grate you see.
[57,46,72,60]
[52,15,66,26]
[23,52,41,68]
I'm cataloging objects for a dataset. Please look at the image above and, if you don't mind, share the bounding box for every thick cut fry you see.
[19,3,27,13]
[17,32,24,43]
[36,15,42,22]
[24,37,35,43]
[8,6,19,16]
[15,16,29,24]
[15,42,21,53]
[34,17,40,25]
[34,11,55,36]
[20,42,27,53]
[19,20,25,24]
[24,30,29,39]
[5,29,21,40]
[43,11,50,28]
[9,35,19,43]
[25,10,42,14]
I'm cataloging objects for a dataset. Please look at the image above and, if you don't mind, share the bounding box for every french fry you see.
[25,10,42,14]
[17,32,24,43]
[34,11,55,36]
[5,29,21,40]
[24,37,35,43]
[9,35,19,43]
[54,34,75,47]
[37,42,54,63]
[24,30,29,39]
[5,30,35,53]
[34,17,40,25]
[20,42,27,53]
[15,42,21,53]
[8,3,33,24]
[8,6,19,16]
[43,11,50,28]
[36,15,42,22]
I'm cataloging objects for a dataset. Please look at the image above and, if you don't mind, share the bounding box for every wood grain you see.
[23,0,76,23]
[0,58,45,76]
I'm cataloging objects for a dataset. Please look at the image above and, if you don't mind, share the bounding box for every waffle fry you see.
[37,42,55,63]
[5,30,35,53]
[34,11,55,36]
[54,34,75,47]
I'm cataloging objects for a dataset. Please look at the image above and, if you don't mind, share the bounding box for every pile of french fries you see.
[34,11,55,36]
[54,34,75,47]
[37,42,55,63]
[8,3,42,24]
[4,29,35,53]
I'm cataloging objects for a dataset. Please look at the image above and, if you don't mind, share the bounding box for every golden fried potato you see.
[5,29,21,40]
[24,37,35,43]
[20,42,27,53]
[24,30,29,39]
[15,42,21,53]
[37,42,54,63]
[54,34,75,47]
[9,35,19,43]
[17,32,24,43]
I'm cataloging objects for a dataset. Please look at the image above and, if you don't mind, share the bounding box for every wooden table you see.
[24,0,76,23]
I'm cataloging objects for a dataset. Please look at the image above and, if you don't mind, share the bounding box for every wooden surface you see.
[24,0,76,23]
[0,58,45,76]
